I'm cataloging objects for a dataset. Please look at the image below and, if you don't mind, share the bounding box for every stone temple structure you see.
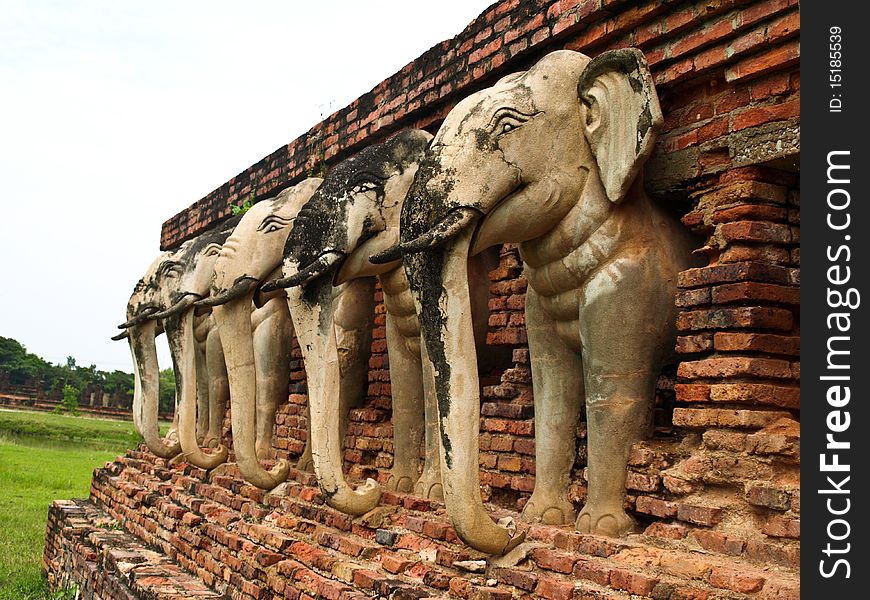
[45,1,800,598]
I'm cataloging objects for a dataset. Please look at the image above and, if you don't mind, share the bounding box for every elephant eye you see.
[204,244,221,257]
[257,214,294,234]
[488,107,540,137]
[354,181,377,193]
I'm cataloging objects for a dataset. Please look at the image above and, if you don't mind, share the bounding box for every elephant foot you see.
[296,454,314,473]
[521,493,576,525]
[168,453,186,467]
[385,473,416,494]
[575,504,635,537]
[413,473,444,502]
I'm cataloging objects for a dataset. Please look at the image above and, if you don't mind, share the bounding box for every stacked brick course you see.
[44,450,799,599]
[48,0,800,597]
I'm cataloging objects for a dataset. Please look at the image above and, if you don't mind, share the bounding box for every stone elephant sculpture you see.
[263,130,499,516]
[117,222,237,466]
[117,252,179,457]
[146,220,239,469]
[200,178,323,490]
[376,49,698,554]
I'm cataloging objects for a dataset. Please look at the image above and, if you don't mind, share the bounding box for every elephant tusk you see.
[151,293,201,320]
[369,206,481,264]
[260,251,344,291]
[111,330,129,341]
[117,305,160,329]
[196,276,259,307]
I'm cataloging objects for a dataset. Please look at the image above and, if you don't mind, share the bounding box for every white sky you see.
[0,0,494,372]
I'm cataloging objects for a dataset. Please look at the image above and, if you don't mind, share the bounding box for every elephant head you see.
[262,129,432,515]
[206,178,322,489]
[120,251,182,458]
[387,49,664,554]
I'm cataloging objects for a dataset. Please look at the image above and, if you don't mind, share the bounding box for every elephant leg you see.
[252,299,292,461]
[333,278,375,460]
[521,286,582,525]
[575,257,667,536]
[194,339,210,445]
[416,341,443,501]
[204,326,229,448]
[384,312,425,494]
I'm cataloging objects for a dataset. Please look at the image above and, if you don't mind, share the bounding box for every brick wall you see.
[48,0,800,598]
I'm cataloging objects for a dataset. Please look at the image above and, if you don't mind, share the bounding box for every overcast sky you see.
[0,0,493,372]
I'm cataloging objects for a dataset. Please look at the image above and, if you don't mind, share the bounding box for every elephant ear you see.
[577,48,663,203]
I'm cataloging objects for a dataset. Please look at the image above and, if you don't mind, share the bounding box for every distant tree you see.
[54,384,81,416]
[158,368,176,414]
[0,336,52,384]
[0,335,136,407]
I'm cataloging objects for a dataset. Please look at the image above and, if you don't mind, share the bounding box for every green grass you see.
[0,409,154,599]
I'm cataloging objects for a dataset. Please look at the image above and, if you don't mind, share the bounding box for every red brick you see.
[677,306,793,332]
[491,567,538,592]
[750,72,791,100]
[675,288,711,307]
[532,548,577,574]
[717,220,792,244]
[711,282,799,305]
[690,530,746,555]
[710,566,766,593]
[709,383,800,408]
[635,496,677,518]
[747,485,791,510]
[713,332,799,355]
[713,204,787,223]
[380,551,416,574]
[673,407,793,429]
[450,577,473,598]
[678,262,791,288]
[610,569,659,596]
[762,516,800,538]
[714,88,752,115]
[572,557,611,586]
[643,522,689,540]
[678,356,793,379]
[732,98,799,131]
[675,334,713,354]
[535,576,575,600]
[676,503,724,526]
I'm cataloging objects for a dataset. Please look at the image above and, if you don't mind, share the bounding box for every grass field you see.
[0,409,149,599]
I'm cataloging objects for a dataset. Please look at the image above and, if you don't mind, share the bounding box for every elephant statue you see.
[117,222,237,465]
[117,251,181,458]
[261,130,501,516]
[146,219,240,469]
[202,178,323,490]
[376,49,698,554]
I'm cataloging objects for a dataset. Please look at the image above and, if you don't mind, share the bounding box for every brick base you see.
[45,449,799,599]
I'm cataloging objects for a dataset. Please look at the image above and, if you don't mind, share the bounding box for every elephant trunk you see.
[198,276,259,308]
[407,228,525,555]
[118,306,159,329]
[152,293,200,320]
[287,277,380,515]
[261,251,344,292]
[213,296,289,489]
[165,311,228,469]
[129,320,181,458]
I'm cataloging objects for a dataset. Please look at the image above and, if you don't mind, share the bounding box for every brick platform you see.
[43,449,798,599]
